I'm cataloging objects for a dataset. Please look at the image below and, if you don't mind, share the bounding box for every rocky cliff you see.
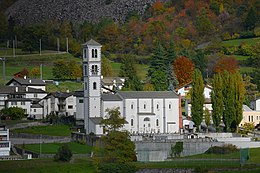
[5,0,162,25]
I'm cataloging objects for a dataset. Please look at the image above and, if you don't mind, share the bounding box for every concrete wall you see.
[135,139,224,162]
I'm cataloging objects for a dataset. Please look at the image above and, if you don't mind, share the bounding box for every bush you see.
[239,31,256,38]
[205,144,238,154]
[54,144,72,162]
[0,107,26,120]
[98,163,138,173]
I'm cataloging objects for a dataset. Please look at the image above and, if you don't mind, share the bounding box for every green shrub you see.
[54,144,72,162]
[205,144,238,154]
[240,31,256,38]
[98,163,138,173]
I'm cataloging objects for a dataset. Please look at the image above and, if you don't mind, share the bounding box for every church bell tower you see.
[82,39,102,134]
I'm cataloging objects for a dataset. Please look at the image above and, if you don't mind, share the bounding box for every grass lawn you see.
[248,148,260,164]
[233,55,250,61]
[0,158,95,173]
[22,142,93,154]
[239,66,254,73]
[184,151,240,159]
[12,124,71,136]
[46,81,83,92]
[222,37,260,47]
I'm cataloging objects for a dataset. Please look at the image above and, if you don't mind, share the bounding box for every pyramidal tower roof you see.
[82,39,101,47]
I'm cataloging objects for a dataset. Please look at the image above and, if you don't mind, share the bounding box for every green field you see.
[12,124,72,136]
[22,142,93,154]
[0,158,95,173]
[222,37,260,47]
[46,81,83,92]
[233,55,250,61]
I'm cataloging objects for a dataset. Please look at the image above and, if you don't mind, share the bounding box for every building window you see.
[249,116,250,122]
[93,82,97,90]
[34,94,37,98]
[148,123,150,127]
[84,49,87,58]
[144,104,146,109]
[131,119,133,126]
[84,65,87,76]
[144,117,150,121]
[157,104,159,110]
[169,104,172,109]
[131,104,134,109]
[34,109,36,112]
[92,49,98,58]
[11,102,16,105]
[68,105,73,109]
[21,102,25,105]
[91,65,98,75]
[85,82,88,90]
[156,119,159,126]
[79,99,83,103]
[251,116,253,122]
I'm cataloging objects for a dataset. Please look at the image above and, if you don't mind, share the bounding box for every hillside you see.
[5,0,160,25]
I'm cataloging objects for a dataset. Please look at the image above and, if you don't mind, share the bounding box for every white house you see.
[185,98,212,117]
[0,126,11,156]
[42,92,77,117]
[240,105,260,127]
[101,77,126,93]
[0,86,47,119]
[79,39,181,135]
[176,83,212,99]
[6,77,47,91]
[250,98,260,111]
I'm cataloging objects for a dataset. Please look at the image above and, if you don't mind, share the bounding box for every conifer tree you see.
[233,71,246,132]
[148,42,168,90]
[222,71,235,132]
[191,69,205,132]
[166,41,178,90]
[211,73,224,132]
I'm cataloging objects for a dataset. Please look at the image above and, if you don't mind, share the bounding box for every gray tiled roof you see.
[6,78,46,86]
[243,105,253,111]
[82,39,101,47]
[48,92,74,99]
[31,103,43,108]
[0,86,46,94]
[117,91,178,99]
[102,94,122,101]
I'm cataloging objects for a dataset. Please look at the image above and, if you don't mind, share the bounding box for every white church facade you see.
[79,39,181,135]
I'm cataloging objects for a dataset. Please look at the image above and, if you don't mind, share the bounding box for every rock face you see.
[5,0,163,25]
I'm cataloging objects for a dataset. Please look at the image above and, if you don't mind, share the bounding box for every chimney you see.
[15,87,18,92]
[24,75,27,79]
[29,80,31,83]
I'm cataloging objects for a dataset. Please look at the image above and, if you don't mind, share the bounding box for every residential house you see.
[0,126,11,156]
[240,105,260,127]
[250,97,260,111]
[101,77,126,93]
[0,86,47,119]
[185,98,212,117]
[42,92,76,117]
[176,82,212,99]
[6,77,47,91]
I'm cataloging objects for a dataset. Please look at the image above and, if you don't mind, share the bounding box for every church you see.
[76,39,182,135]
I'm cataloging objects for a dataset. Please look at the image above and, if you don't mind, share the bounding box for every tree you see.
[222,71,235,132]
[119,54,142,91]
[211,73,224,132]
[20,68,30,78]
[244,7,257,31]
[195,8,215,36]
[102,56,113,77]
[100,107,136,163]
[53,60,70,79]
[0,11,8,39]
[54,144,72,162]
[0,107,25,120]
[204,108,211,133]
[190,69,205,132]
[233,71,246,132]
[173,56,195,87]
[241,122,255,135]
[171,142,183,157]
[166,42,178,90]
[31,67,40,78]
[148,42,168,91]
[214,56,239,74]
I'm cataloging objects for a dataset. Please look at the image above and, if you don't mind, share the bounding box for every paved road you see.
[10,137,70,144]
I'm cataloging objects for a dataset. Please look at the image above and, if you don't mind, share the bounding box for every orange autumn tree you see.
[173,56,195,87]
[214,56,239,74]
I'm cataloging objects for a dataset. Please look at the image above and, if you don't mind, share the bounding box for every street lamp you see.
[0,57,6,82]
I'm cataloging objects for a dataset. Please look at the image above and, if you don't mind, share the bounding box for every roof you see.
[101,77,126,85]
[243,105,253,111]
[117,91,179,99]
[90,117,103,124]
[31,103,43,108]
[6,78,46,86]
[102,94,122,101]
[74,91,84,97]
[0,86,46,94]
[48,92,74,99]
[82,39,101,47]
[187,98,211,104]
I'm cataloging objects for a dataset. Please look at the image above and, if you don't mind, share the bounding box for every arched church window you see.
[84,65,87,76]
[169,104,172,109]
[92,49,94,58]
[156,119,159,126]
[93,82,97,90]
[144,117,150,121]
[131,119,133,126]
[144,104,146,109]
[131,104,134,109]
[84,49,87,58]
[157,104,159,110]
[95,49,98,58]
[91,65,98,75]
[85,82,88,90]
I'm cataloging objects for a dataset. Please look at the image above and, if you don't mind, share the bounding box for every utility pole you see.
[39,39,42,55]
[0,57,6,82]
[66,37,69,53]
[57,38,60,53]
[40,64,43,80]
[13,40,15,57]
